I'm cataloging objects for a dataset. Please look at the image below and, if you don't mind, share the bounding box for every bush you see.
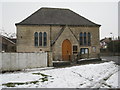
[107,41,120,53]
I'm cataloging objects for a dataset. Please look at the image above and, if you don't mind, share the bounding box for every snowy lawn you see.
[0,61,119,88]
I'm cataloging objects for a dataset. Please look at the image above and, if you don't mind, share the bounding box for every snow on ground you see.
[106,69,119,88]
[0,61,119,88]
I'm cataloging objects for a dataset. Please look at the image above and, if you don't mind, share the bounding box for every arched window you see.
[34,32,38,46]
[88,32,91,46]
[84,32,87,45]
[43,32,47,46]
[79,32,83,45]
[39,32,42,46]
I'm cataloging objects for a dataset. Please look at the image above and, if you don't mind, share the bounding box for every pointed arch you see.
[84,32,87,45]
[39,32,42,46]
[62,39,72,61]
[88,32,91,46]
[79,32,83,45]
[43,32,47,46]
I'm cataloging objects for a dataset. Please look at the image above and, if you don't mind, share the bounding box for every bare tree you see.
[0,28,16,38]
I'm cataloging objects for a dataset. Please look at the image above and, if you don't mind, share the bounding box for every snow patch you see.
[1,61,119,88]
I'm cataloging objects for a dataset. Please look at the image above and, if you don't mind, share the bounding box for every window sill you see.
[80,45,91,47]
[81,53,89,55]
[73,52,78,54]
[34,46,48,48]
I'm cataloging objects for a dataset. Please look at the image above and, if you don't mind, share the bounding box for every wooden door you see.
[62,39,72,61]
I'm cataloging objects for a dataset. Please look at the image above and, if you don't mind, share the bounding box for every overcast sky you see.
[0,0,119,39]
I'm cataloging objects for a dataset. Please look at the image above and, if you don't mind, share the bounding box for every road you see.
[101,56,120,65]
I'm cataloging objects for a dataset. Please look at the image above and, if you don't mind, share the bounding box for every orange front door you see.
[62,39,72,61]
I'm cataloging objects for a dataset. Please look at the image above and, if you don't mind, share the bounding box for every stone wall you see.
[52,26,100,60]
[0,52,47,71]
[70,26,100,54]
[16,25,100,60]
[52,26,79,60]
[16,25,51,52]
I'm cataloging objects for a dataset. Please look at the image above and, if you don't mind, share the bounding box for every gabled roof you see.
[51,26,79,46]
[51,26,65,46]
[16,7,101,27]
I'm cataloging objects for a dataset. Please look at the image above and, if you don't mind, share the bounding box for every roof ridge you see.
[16,7,69,25]
[40,7,69,10]
[15,7,101,27]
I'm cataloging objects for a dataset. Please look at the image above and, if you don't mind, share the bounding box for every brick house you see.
[15,8,101,66]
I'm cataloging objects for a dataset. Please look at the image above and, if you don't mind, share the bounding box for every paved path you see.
[101,56,120,65]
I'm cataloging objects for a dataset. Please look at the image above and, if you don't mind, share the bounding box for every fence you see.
[0,52,47,72]
[53,54,79,62]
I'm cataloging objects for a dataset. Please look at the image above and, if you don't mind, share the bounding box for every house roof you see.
[0,35,16,45]
[8,38,16,43]
[100,38,112,43]
[16,7,101,27]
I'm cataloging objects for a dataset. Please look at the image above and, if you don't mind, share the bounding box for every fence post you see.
[48,51,53,67]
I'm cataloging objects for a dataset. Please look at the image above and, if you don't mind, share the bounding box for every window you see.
[80,48,89,54]
[73,45,78,54]
[43,32,47,46]
[79,32,92,46]
[85,49,88,54]
[34,32,47,47]
[84,32,87,45]
[79,32,83,45]
[34,32,38,46]
[88,32,91,46]
[39,32,42,46]
[92,46,96,52]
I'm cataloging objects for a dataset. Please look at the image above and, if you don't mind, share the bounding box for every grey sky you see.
[0,0,119,39]
[118,1,120,36]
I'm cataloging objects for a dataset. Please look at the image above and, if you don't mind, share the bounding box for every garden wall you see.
[0,52,47,71]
